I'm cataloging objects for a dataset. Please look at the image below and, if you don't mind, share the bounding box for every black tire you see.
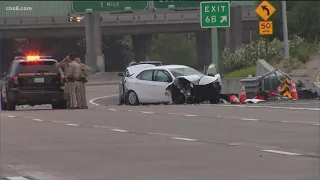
[119,94,124,105]
[209,93,220,104]
[125,90,139,105]
[1,94,8,110]
[52,100,67,109]
[7,100,16,111]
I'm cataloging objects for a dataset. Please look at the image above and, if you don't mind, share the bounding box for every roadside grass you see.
[224,66,256,78]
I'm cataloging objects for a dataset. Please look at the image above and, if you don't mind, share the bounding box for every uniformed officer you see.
[75,58,91,109]
[56,54,72,108]
[63,55,81,109]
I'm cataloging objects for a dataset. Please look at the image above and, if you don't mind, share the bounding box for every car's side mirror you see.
[118,72,124,77]
[2,72,7,77]
[208,73,215,76]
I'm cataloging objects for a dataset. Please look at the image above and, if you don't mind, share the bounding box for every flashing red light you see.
[26,55,40,60]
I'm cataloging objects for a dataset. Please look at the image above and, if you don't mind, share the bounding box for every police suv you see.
[1,56,67,111]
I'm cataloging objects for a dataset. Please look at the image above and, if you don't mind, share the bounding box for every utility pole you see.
[281,1,289,60]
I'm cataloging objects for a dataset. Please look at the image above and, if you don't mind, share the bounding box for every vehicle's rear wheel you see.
[1,94,8,110]
[7,100,16,111]
[126,90,139,105]
[52,100,67,109]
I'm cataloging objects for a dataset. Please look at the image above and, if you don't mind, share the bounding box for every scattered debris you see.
[244,99,266,104]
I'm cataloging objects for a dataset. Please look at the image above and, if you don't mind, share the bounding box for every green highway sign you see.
[72,1,148,12]
[153,1,199,9]
[200,1,230,28]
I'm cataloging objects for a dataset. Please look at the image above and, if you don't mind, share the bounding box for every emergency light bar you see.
[15,56,53,60]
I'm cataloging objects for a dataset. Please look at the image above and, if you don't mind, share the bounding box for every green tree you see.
[150,33,197,67]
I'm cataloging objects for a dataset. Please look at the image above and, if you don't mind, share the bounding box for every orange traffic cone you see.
[229,94,240,104]
[239,82,247,104]
[291,80,299,100]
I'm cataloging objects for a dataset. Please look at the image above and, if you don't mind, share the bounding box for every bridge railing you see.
[0,9,256,28]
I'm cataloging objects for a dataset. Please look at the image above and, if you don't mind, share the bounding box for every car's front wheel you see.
[1,93,8,110]
[7,100,16,111]
[126,90,139,105]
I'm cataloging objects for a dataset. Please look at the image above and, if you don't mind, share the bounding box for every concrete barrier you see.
[221,59,277,95]
[221,78,242,95]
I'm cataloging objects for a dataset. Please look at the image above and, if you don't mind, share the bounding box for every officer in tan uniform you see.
[63,56,81,109]
[56,54,72,108]
[75,58,91,109]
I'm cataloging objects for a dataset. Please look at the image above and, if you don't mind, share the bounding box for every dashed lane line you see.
[109,128,129,133]
[31,119,44,122]
[141,111,155,114]
[2,177,34,180]
[170,137,198,142]
[261,150,302,156]
[7,115,16,118]
[240,118,259,121]
[183,114,198,117]
[65,124,80,127]
[3,114,318,159]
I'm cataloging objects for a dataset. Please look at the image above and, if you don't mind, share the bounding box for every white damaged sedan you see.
[119,65,221,105]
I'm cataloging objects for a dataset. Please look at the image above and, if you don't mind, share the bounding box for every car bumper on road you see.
[8,89,64,105]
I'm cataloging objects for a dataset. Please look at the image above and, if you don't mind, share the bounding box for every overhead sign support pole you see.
[200,1,230,74]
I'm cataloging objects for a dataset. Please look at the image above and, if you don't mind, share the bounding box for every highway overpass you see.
[0,7,257,38]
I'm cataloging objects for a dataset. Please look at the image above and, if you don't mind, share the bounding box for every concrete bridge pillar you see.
[85,11,104,73]
[225,6,243,51]
[131,34,152,62]
[196,30,212,70]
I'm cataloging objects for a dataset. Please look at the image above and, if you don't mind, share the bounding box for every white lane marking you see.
[109,128,129,133]
[314,124,320,126]
[184,114,198,117]
[108,108,117,111]
[240,118,259,121]
[141,111,154,114]
[32,118,44,122]
[65,124,80,127]
[127,110,133,112]
[221,104,320,111]
[89,94,119,106]
[166,113,173,115]
[261,150,302,156]
[228,143,239,146]
[147,132,182,137]
[170,137,198,142]
[6,177,30,180]
[7,115,16,118]
[92,125,113,129]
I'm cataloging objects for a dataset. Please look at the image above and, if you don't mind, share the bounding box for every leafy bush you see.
[224,66,256,78]
[222,35,309,73]
[296,47,310,63]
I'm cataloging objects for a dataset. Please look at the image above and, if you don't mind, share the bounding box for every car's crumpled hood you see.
[127,64,156,76]
[173,74,220,86]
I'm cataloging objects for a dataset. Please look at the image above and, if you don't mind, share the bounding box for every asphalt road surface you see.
[1,84,319,180]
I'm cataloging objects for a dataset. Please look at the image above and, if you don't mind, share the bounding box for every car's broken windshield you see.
[168,67,202,77]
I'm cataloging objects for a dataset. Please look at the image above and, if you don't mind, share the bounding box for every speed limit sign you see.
[259,21,273,35]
